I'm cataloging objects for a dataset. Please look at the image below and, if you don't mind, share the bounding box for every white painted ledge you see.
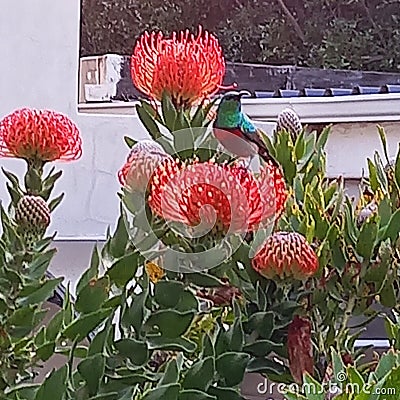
[78,93,400,123]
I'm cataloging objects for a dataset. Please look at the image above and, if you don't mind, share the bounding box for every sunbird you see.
[213,90,278,166]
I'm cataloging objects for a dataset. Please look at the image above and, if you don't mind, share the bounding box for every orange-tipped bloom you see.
[0,108,82,163]
[118,140,172,192]
[131,26,226,108]
[252,232,318,280]
[148,160,286,233]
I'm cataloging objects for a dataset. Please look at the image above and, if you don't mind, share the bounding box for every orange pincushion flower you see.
[252,232,319,280]
[131,26,226,108]
[148,160,286,233]
[0,108,82,163]
[118,140,172,192]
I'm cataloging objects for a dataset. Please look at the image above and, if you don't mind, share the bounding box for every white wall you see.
[0,0,148,240]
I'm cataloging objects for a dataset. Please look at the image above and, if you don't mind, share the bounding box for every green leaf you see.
[207,386,243,400]
[356,220,378,260]
[27,249,57,280]
[374,350,398,380]
[145,310,194,338]
[124,136,137,148]
[122,289,147,336]
[331,347,346,386]
[216,352,250,386]
[24,168,42,193]
[382,208,400,243]
[34,365,68,400]
[302,373,325,400]
[316,126,330,150]
[246,312,275,340]
[107,252,141,288]
[114,338,149,366]
[154,280,185,308]
[377,125,390,164]
[8,306,36,338]
[142,384,180,400]
[36,342,56,362]
[161,91,177,131]
[179,391,216,400]
[88,321,112,356]
[109,212,129,258]
[294,131,305,160]
[367,159,379,191]
[182,356,214,391]
[76,245,100,295]
[46,310,64,341]
[136,103,162,140]
[395,144,400,189]
[63,309,112,341]
[186,273,225,287]
[147,336,196,353]
[380,281,397,310]
[160,359,180,385]
[244,340,285,358]
[75,276,110,314]
[77,354,106,396]
[17,278,63,307]
[48,193,65,212]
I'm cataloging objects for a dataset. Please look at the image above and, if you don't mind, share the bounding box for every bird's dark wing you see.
[241,128,279,167]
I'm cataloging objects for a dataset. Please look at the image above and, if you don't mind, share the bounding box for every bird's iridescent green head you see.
[215,90,251,128]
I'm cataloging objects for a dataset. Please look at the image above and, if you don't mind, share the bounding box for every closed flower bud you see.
[252,232,319,280]
[276,108,302,140]
[15,195,50,231]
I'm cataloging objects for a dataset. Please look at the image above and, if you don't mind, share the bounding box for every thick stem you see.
[336,295,356,351]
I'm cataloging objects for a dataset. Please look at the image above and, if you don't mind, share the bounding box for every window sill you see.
[78,93,400,123]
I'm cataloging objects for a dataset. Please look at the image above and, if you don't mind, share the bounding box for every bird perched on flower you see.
[213,91,278,167]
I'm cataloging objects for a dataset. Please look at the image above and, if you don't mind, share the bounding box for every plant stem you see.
[336,295,356,351]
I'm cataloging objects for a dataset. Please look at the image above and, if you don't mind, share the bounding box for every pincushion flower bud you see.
[0,108,82,164]
[15,195,50,231]
[276,108,302,140]
[252,232,318,280]
[15,195,51,245]
[118,140,172,192]
[287,315,314,384]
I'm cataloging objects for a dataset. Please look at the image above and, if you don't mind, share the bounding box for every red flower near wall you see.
[287,315,314,384]
[252,232,319,280]
[118,140,172,192]
[131,26,226,108]
[0,108,82,163]
[148,160,286,233]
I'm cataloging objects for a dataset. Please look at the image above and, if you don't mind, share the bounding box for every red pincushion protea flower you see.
[252,232,318,280]
[118,140,172,192]
[131,26,226,108]
[287,315,314,384]
[0,108,82,163]
[148,160,286,233]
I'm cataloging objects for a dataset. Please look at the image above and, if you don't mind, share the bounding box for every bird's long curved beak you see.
[239,90,252,98]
